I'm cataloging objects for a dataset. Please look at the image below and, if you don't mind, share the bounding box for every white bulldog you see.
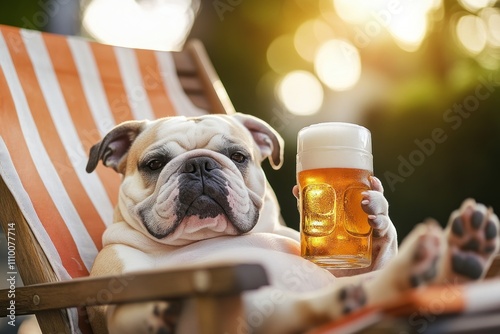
[85,113,500,333]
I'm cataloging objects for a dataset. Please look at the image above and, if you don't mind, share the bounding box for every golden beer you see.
[297,123,373,269]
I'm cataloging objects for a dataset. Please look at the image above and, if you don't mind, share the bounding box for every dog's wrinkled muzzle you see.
[177,156,232,220]
[133,149,262,245]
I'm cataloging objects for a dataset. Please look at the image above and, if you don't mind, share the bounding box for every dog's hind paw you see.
[338,284,367,315]
[365,220,444,304]
[408,228,441,287]
[445,199,500,282]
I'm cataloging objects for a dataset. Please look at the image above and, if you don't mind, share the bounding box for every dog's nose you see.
[181,157,221,174]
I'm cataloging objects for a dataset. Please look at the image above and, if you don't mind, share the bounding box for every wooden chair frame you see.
[0,39,267,334]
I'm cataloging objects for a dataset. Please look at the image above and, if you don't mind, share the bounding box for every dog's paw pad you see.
[485,220,498,240]
[471,211,484,229]
[451,217,465,237]
[408,232,441,287]
[451,253,483,279]
[146,301,182,334]
[338,284,367,314]
[447,200,500,280]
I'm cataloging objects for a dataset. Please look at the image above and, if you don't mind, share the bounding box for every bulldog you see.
[86,113,500,334]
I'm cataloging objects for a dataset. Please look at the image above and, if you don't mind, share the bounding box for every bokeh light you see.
[385,0,431,52]
[314,39,361,91]
[277,71,324,116]
[333,0,390,24]
[264,0,496,121]
[481,7,500,47]
[294,19,334,62]
[82,0,197,51]
[267,34,305,74]
[333,0,443,52]
[456,14,488,55]
[388,14,427,52]
[458,0,497,13]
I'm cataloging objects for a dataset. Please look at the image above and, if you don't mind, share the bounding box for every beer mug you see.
[296,122,373,269]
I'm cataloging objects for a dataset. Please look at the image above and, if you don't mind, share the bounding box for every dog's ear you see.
[86,120,146,174]
[232,113,284,170]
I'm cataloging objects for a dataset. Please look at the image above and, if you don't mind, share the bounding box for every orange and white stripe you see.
[0,24,205,283]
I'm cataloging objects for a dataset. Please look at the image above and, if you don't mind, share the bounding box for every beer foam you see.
[297,122,373,171]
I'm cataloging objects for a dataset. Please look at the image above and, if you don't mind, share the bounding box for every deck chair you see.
[0,24,268,334]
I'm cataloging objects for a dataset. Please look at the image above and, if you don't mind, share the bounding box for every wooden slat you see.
[178,76,204,92]
[184,294,246,334]
[172,40,236,114]
[188,94,213,111]
[486,255,500,278]
[172,49,198,75]
[184,39,236,115]
[0,264,268,316]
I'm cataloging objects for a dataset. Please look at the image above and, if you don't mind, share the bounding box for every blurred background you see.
[1,0,500,243]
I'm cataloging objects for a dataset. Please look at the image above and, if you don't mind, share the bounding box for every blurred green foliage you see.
[0,1,41,29]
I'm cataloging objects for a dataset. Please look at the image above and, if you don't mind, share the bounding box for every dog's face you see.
[86,113,283,245]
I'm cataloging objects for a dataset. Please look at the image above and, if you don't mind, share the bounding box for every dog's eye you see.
[147,159,164,171]
[231,152,247,164]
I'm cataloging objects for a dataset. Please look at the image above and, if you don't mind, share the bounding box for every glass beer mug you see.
[297,122,373,269]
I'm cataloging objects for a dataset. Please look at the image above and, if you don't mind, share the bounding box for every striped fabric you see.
[0,23,206,324]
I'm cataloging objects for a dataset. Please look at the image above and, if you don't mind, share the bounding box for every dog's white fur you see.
[85,113,499,334]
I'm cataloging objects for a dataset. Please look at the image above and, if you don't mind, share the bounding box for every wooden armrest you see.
[0,263,268,317]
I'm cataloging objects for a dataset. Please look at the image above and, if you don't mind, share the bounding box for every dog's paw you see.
[338,284,367,315]
[392,220,442,289]
[366,221,444,304]
[145,301,182,334]
[408,227,441,287]
[445,199,500,282]
[361,177,391,236]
